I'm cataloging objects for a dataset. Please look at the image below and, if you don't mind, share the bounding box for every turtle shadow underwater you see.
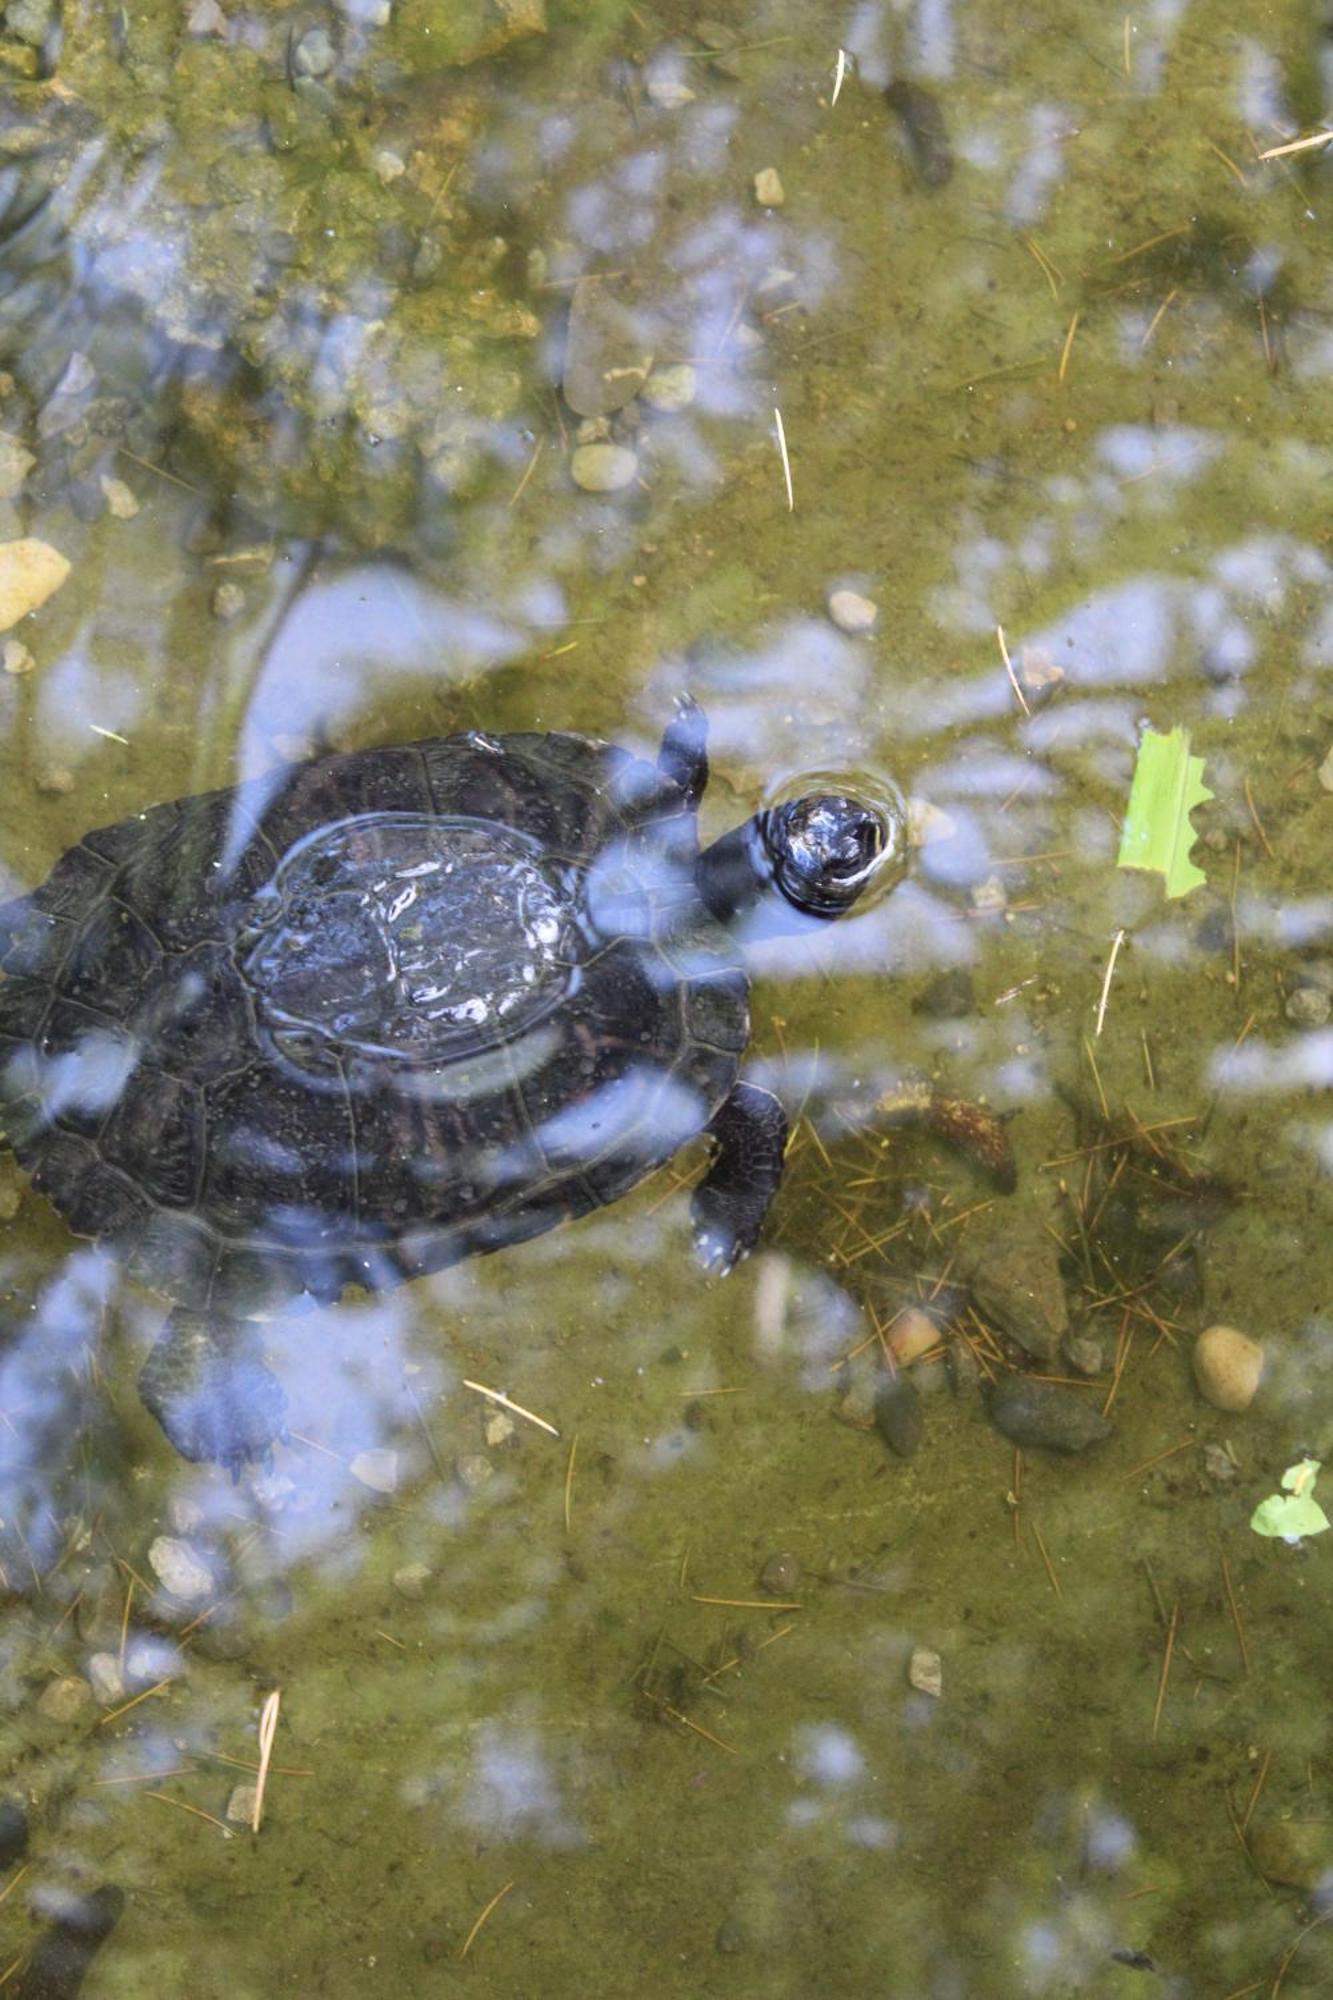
[0,698,907,1473]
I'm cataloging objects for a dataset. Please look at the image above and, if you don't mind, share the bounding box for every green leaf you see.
[1116,726,1214,898]
[1251,1460,1331,1539]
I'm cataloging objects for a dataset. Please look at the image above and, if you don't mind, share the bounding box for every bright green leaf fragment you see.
[1251,1458,1331,1540]
[1116,726,1214,898]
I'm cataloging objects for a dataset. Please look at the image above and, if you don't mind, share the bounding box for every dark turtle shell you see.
[0,732,749,1316]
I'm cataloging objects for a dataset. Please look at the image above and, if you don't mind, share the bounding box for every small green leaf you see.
[1116,726,1214,898]
[1251,1459,1331,1539]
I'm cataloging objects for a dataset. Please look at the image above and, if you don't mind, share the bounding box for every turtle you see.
[0,700,903,1468]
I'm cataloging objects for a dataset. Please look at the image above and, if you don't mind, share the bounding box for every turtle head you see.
[697,786,906,933]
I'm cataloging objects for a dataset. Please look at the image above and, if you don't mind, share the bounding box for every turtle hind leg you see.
[138,1309,287,1473]
[691,1081,788,1275]
[656,694,709,808]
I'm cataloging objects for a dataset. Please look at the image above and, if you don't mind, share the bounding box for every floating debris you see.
[1117,725,1213,898]
[1250,1459,1329,1542]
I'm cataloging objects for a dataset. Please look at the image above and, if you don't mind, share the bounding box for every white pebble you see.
[646,76,695,109]
[350,1447,399,1494]
[908,1647,942,1698]
[372,148,406,183]
[393,1561,431,1599]
[211,580,246,622]
[3,637,35,675]
[87,1652,125,1706]
[99,474,140,519]
[148,1534,215,1602]
[0,538,71,632]
[642,363,697,414]
[827,588,878,634]
[570,442,638,493]
[0,432,35,500]
[753,167,785,206]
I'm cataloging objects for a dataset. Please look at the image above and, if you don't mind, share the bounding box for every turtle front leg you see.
[691,1081,788,1274]
[138,1309,287,1473]
[656,693,709,807]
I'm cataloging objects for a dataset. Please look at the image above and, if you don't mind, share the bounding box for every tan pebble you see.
[0,538,71,632]
[87,1652,125,1706]
[37,1675,92,1722]
[759,1551,801,1595]
[827,588,879,635]
[483,1410,515,1448]
[642,363,697,414]
[211,580,246,622]
[33,764,74,794]
[753,167,785,206]
[99,474,140,519]
[908,1647,942,1698]
[646,76,695,109]
[350,1448,398,1494]
[0,432,36,500]
[570,442,638,493]
[226,1782,259,1825]
[888,1308,941,1366]
[3,637,34,675]
[1017,646,1065,703]
[1192,1325,1263,1412]
[393,1561,431,1600]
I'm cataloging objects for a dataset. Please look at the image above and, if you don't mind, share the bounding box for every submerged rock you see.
[987,1378,1113,1455]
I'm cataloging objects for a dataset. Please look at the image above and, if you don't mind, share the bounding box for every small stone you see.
[912,968,974,1019]
[907,1646,942,1697]
[873,1373,925,1458]
[969,1239,1069,1361]
[54,352,95,397]
[226,1783,259,1826]
[987,1378,1114,1455]
[1017,646,1065,704]
[906,798,958,849]
[293,25,337,76]
[1317,745,1333,793]
[87,1653,125,1706]
[887,1308,941,1365]
[186,0,229,37]
[0,433,35,500]
[758,1551,801,1596]
[1064,1333,1105,1378]
[350,1448,398,1494]
[168,1493,205,1535]
[970,875,1007,916]
[645,74,696,109]
[149,1535,215,1602]
[99,475,140,519]
[827,588,879,635]
[393,1561,431,1600]
[0,539,71,632]
[1248,1818,1333,1895]
[563,277,653,418]
[3,638,35,675]
[642,364,697,414]
[372,148,406,183]
[1286,984,1331,1027]
[1192,1325,1263,1413]
[455,1452,494,1491]
[483,1410,515,1448]
[33,764,74,794]
[945,1336,980,1396]
[1202,1441,1241,1485]
[211,581,246,622]
[37,1675,92,1723]
[575,416,612,445]
[753,167,785,207]
[6,0,57,51]
[570,442,638,493]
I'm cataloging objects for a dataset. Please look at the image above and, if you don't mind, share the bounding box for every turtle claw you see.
[693,1225,741,1277]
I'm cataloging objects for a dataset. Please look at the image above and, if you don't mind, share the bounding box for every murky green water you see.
[2,1,1332,1994]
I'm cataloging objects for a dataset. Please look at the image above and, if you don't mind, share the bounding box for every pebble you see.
[1192,1324,1263,1412]
[1317,745,1333,793]
[226,1783,259,1826]
[393,1561,431,1600]
[906,798,959,849]
[456,1452,494,1491]
[483,1410,515,1448]
[874,1372,925,1458]
[970,875,1007,916]
[372,148,406,183]
[33,764,74,794]
[54,352,95,397]
[1017,646,1065,704]
[350,1447,398,1494]
[211,581,246,622]
[0,433,35,500]
[570,442,638,493]
[1202,1441,1240,1485]
[6,0,56,50]
[186,0,229,36]
[563,277,653,417]
[87,1653,125,1706]
[642,364,697,414]
[37,1675,92,1723]
[987,1378,1114,1455]
[907,1646,942,1698]
[3,638,34,675]
[293,25,337,76]
[758,1551,801,1596]
[1064,1332,1105,1378]
[887,1307,940,1366]
[99,475,140,519]
[1286,983,1331,1027]
[645,75,695,109]
[0,539,71,632]
[148,1534,215,1602]
[753,167,785,206]
[827,588,879,634]
[968,1239,1069,1361]
[945,1336,980,1396]
[1247,1817,1333,1894]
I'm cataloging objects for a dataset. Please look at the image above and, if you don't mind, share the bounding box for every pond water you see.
[2,1,1332,1994]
